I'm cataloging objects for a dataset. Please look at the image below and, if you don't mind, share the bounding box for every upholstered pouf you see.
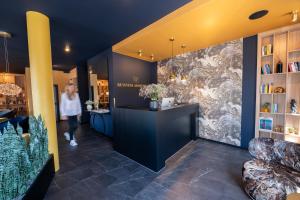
[242,138,300,200]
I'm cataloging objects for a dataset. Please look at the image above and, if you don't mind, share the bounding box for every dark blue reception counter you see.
[113,104,199,172]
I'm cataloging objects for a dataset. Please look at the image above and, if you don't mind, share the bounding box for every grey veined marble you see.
[158,39,243,146]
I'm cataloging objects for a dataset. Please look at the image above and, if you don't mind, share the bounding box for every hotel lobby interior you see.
[0,0,300,200]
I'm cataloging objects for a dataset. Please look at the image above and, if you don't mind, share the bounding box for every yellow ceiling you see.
[112,0,300,62]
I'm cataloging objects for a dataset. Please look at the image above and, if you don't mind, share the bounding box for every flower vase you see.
[87,104,93,111]
[149,100,159,111]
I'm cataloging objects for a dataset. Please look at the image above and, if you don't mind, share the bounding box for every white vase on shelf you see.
[87,104,92,111]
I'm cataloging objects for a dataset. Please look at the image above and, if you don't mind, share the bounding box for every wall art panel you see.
[157,39,243,146]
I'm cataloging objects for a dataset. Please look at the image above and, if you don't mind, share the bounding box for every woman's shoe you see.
[64,132,70,141]
[70,140,78,147]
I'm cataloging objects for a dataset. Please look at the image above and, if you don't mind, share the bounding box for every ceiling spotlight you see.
[150,54,154,61]
[249,10,268,20]
[292,10,298,22]
[64,44,71,53]
[138,50,143,57]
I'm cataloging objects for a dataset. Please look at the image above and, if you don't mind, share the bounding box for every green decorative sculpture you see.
[0,115,49,200]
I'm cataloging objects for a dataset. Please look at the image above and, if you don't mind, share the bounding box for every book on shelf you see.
[261,44,273,56]
[261,64,272,74]
[288,62,300,72]
[260,83,273,94]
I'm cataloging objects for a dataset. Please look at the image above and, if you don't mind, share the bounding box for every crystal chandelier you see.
[0,31,22,96]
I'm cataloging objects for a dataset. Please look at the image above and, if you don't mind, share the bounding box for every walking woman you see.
[60,83,82,146]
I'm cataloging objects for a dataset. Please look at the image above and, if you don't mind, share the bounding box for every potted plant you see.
[262,102,271,113]
[85,100,94,111]
[139,84,167,111]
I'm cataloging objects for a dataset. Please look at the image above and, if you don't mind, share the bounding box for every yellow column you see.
[26,11,59,171]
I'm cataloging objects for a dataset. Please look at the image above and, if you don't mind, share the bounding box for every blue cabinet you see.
[90,111,113,137]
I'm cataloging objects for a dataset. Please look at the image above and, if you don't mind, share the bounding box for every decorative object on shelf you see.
[274,87,285,93]
[273,103,278,113]
[260,83,273,94]
[261,44,273,56]
[0,115,49,200]
[262,102,271,113]
[276,60,283,73]
[85,100,94,111]
[259,117,273,131]
[287,127,298,135]
[288,62,300,72]
[261,64,272,74]
[0,32,22,96]
[290,99,297,114]
[139,84,168,111]
[273,125,283,133]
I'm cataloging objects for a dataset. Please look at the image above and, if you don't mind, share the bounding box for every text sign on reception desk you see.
[117,83,146,88]
[116,75,146,88]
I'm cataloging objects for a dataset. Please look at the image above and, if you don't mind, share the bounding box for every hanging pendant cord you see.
[3,37,9,73]
[172,40,174,65]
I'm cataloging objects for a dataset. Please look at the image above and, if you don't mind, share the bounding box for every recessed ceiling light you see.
[292,10,298,22]
[138,50,143,57]
[64,44,71,53]
[150,54,154,61]
[249,10,269,20]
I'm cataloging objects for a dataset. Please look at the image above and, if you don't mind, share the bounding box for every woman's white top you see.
[60,93,82,117]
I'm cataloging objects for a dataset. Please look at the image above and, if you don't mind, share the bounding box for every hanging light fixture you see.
[169,37,176,81]
[292,10,298,22]
[150,54,154,61]
[0,31,22,96]
[180,44,187,83]
[138,49,143,57]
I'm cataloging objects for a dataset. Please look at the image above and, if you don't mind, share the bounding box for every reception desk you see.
[113,104,199,172]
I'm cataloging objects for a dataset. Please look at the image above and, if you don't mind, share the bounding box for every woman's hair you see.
[65,83,76,100]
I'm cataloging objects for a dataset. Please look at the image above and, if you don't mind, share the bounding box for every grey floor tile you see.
[45,122,250,200]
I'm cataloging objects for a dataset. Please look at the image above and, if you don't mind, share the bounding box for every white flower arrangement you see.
[139,84,168,101]
[85,100,94,105]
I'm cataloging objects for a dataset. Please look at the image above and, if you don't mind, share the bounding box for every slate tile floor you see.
[45,122,251,200]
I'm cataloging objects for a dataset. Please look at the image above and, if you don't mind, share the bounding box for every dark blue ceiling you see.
[0,0,191,73]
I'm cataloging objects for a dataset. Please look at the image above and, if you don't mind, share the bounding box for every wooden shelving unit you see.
[97,80,109,108]
[256,23,300,144]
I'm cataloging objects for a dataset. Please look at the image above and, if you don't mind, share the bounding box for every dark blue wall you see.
[241,35,258,148]
[111,53,157,107]
[76,60,90,123]
[87,50,157,109]
[88,50,110,80]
